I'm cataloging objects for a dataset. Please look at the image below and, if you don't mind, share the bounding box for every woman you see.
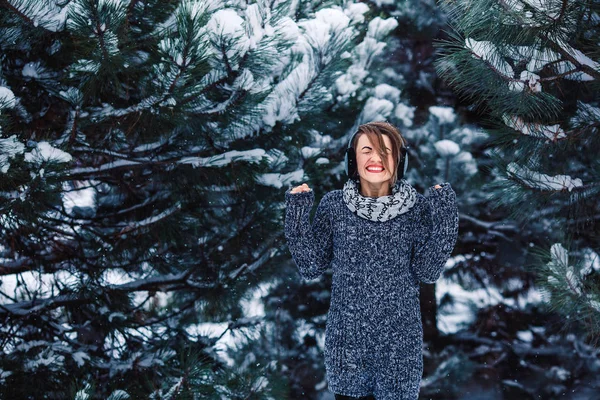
[284,121,459,400]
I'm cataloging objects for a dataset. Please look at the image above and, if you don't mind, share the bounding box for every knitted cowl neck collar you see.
[342,178,418,222]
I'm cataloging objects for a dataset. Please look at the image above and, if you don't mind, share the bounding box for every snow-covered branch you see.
[506,162,583,192]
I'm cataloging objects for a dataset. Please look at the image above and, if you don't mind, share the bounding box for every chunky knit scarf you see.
[342,179,417,222]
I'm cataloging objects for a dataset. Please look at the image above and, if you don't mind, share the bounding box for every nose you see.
[370,152,382,162]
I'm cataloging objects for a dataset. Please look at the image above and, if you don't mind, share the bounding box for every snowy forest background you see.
[0,0,599,399]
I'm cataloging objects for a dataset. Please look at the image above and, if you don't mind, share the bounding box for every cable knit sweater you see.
[284,181,459,400]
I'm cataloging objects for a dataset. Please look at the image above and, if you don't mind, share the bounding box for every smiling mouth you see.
[366,167,384,173]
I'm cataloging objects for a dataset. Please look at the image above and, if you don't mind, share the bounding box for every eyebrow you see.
[361,146,391,150]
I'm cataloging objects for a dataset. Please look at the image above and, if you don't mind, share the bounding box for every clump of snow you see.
[366,16,398,41]
[22,62,41,78]
[362,97,394,122]
[9,1,68,32]
[24,349,65,371]
[580,248,600,277]
[0,86,16,108]
[75,383,92,400]
[555,38,600,81]
[429,106,456,124]
[263,148,288,166]
[571,101,600,126]
[179,148,265,168]
[301,146,322,159]
[24,142,73,166]
[315,7,351,34]
[58,87,83,105]
[334,16,397,103]
[547,365,570,381]
[69,59,100,76]
[207,9,249,63]
[0,368,12,385]
[465,38,514,78]
[315,157,330,164]
[454,151,478,176]
[507,163,582,192]
[508,70,542,92]
[256,169,305,189]
[516,330,533,342]
[107,390,130,400]
[453,127,489,146]
[373,83,401,103]
[344,2,370,24]
[434,139,460,157]
[0,135,25,174]
[394,103,415,127]
[310,129,333,147]
[502,115,566,141]
[72,351,91,367]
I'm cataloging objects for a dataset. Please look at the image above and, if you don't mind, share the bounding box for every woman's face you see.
[355,134,395,186]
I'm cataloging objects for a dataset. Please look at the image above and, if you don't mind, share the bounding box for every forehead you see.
[356,133,392,148]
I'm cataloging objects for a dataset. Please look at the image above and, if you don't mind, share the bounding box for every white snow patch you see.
[0,135,25,174]
[0,86,16,108]
[24,141,73,166]
[256,169,305,189]
[434,139,460,157]
[506,162,582,192]
[72,351,90,367]
[366,17,398,41]
[301,146,322,159]
[429,106,456,124]
[465,38,514,78]
[178,148,265,168]
[394,103,415,127]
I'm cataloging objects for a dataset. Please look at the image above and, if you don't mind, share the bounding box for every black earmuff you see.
[343,130,409,182]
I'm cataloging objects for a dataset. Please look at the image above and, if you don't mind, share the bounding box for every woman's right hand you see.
[290,183,311,193]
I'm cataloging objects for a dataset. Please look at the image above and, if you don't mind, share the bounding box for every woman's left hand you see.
[434,184,442,189]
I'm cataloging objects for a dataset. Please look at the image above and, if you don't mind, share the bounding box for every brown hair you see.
[351,121,408,187]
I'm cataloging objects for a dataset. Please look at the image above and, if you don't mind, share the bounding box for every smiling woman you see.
[285,121,459,400]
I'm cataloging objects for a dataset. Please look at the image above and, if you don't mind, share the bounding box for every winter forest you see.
[0,0,599,399]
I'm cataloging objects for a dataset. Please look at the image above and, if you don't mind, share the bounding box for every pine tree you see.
[0,0,395,397]
[434,0,600,342]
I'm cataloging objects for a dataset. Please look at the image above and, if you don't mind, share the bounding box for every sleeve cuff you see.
[285,187,315,207]
[427,182,456,203]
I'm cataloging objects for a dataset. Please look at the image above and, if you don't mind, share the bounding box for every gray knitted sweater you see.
[284,181,459,400]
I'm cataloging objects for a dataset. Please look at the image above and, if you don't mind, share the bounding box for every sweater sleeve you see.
[409,182,459,284]
[284,188,333,281]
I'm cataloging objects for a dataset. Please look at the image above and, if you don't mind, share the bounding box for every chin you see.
[359,175,392,184]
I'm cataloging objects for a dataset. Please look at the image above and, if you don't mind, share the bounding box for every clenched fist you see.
[290,183,312,194]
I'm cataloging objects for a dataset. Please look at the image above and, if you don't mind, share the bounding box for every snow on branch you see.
[0,257,35,276]
[3,0,68,32]
[107,271,191,292]
[465,38,514,78]
[178,148,266,168]
[506,162,583,192]
[0,294,83,316]
[544,243,600,313]
[502,115,566,141]
[0,135,25,174]
[114,202,182,237]
[547,37,600,81]
[66,159,143,177]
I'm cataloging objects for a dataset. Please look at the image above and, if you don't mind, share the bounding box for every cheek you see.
[386,156,394,172]
[356,154,366,167]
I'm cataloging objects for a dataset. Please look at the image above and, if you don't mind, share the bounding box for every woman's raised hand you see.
[434,184,442,189]
[290,183,311,194]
